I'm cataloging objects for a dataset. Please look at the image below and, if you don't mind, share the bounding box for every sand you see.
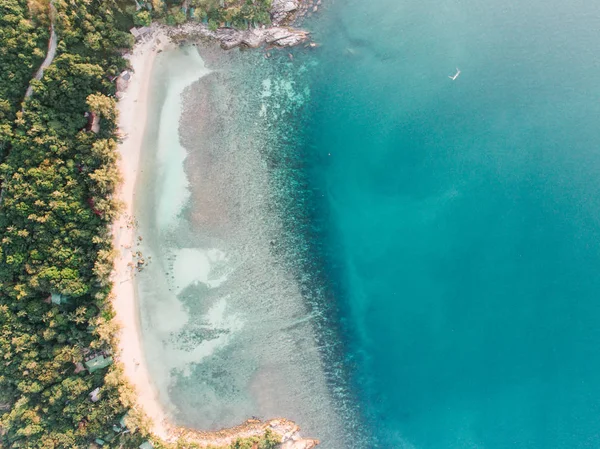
[109,29,317,447]
[111,27,172,440]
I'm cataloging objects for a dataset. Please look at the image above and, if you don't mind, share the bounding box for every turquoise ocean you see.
[137,0,600,447]
[300,0,600,447]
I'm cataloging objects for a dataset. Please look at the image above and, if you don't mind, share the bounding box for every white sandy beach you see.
[109,29,318,449]
[111,27,172,440]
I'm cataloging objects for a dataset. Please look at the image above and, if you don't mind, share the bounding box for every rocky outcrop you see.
[280,438,320,449]
[271,0,300,25]
[167,22,310,50]
[217,26,310,50]
[269,419,319,448]
[165,418,319,448]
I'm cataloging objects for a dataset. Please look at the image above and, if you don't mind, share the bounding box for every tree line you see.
[131,0,273,31]
[0,0,279,448]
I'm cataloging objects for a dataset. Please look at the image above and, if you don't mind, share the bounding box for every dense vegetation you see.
[132,0,273,31]
[0,0,146,446]
[0,0,47,156]
[0,1,280,448]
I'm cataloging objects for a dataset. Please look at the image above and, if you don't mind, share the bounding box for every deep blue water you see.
[301,0,600,447]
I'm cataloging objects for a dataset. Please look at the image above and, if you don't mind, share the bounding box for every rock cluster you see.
[271,0,323,26]
[271,0,300,25]
[167,418,319,448]
[167,22,310,50]
[269,419,320,448]
[217,26,310,50]
[280,438,320,449]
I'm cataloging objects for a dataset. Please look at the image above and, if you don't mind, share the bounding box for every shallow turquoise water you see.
[300,0,600,447]
[135,2,600,446]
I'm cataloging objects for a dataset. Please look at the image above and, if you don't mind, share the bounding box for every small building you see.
[89,387,101,402]
[130,26,152,41]
[130,27,141,39]
[116,71,132,95]
[118,411,136,431]
[84,112,100,133]
[139,441,154,449]
[101,432,116,444]
[84,352,113,373]
[51,293,68,305]
[119,413,128,428]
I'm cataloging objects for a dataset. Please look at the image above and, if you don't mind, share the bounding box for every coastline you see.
[111,27,172,440]
[110,28,319,448]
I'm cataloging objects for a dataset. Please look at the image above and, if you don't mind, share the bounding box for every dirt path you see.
[24,0,58,100]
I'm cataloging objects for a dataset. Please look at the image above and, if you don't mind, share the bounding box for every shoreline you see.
[111,27,172,440]
[110,28,319,448]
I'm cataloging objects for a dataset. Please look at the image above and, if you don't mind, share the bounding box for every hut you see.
[139,441,154,449]
[51,293,68,305]
[89,387,101,402]
[116,70,132,98]
[98,432,116,444]
[130,26,152,41]
[84,352,113,373]
[118,411,136,431]
[84,112,100,133]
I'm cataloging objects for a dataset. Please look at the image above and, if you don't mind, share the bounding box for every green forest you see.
[130,0,273,31]
[0,0,279,448]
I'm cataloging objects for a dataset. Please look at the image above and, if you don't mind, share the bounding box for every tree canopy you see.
[0,1,284,448]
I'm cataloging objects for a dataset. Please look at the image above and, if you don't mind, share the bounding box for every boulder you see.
[167,22,309,50]
[240,30,267,48]
[216,28,244,50]
[264,27,310,47]
[271,0,299,25]
[280,438,320,449]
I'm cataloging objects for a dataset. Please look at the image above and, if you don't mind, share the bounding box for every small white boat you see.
[449,68,461,80]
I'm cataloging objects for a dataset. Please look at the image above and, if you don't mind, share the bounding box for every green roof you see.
[51,293,67,305]
[84,355,113,373]
[102,432,116,443]
[119,411,135,429]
